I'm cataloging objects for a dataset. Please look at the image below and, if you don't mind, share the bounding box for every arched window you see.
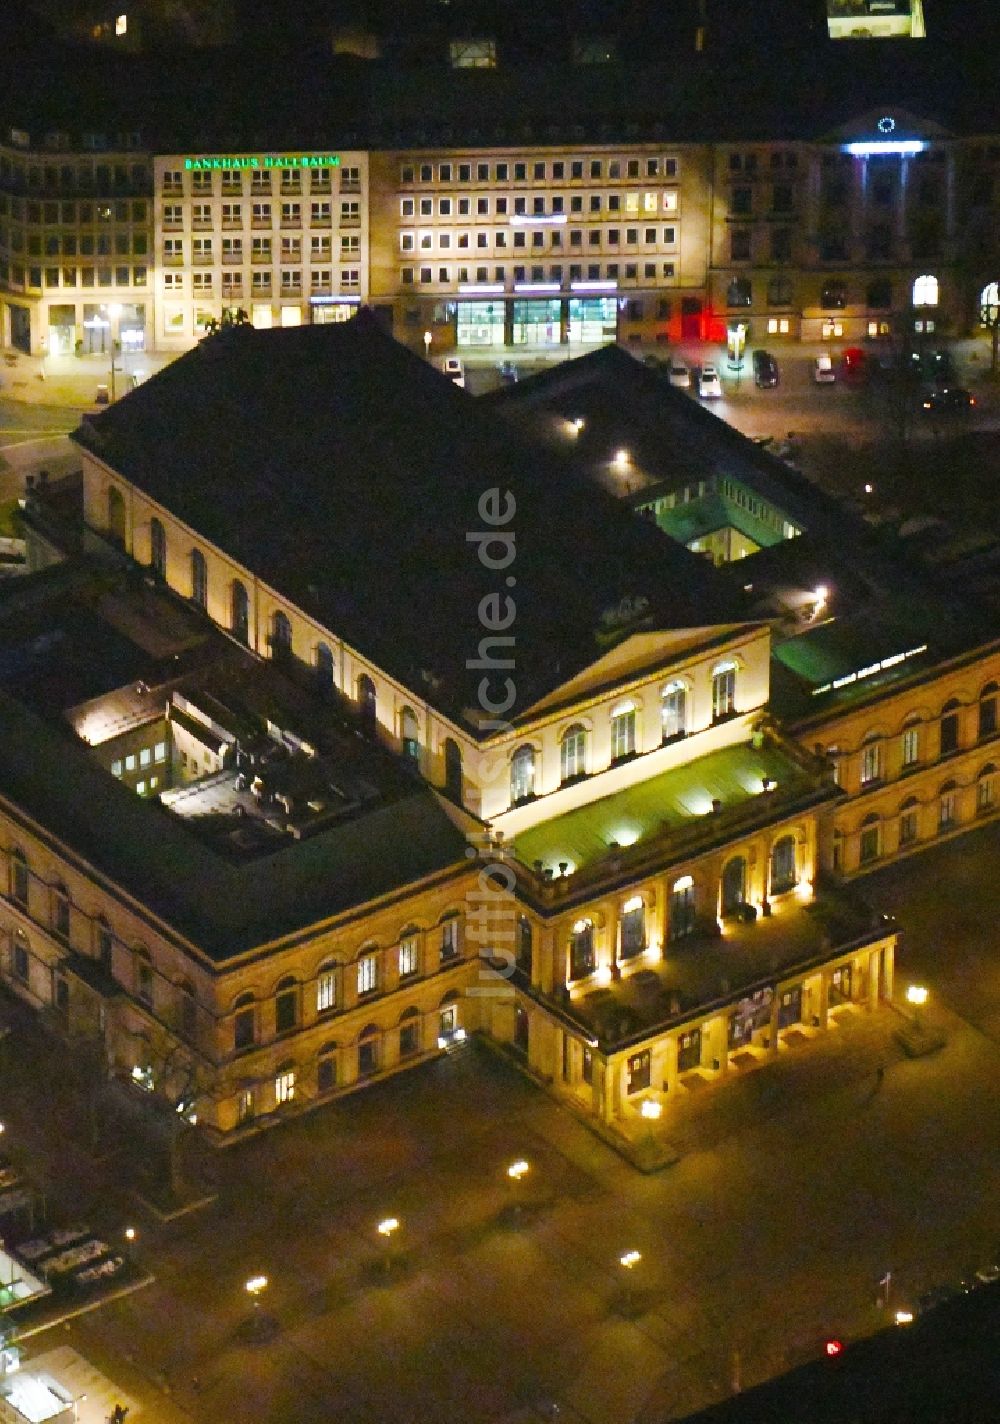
[977,763,996,813]
[439,914,460,962]
[610,701,636,762]
[317,1041,338,1093]
[357,674,377,731]
[978,683,998,741]
[898,796,920,846]
[444,738,463,803]
[11,929,30,984]
[149,517,166,578]
[315,642,334,694]
[95,916,113,974]
[400,707,420,767]
[516,915,533,974]
[859,813,881,864]
[767,275,792,307]
[271,610,292,660]
[358,1022,380,1078]
[560,724,587,782]
[190,548,207,609]
[712,661,737,722]
[399,1006,421,1058]
[275,975,298,1033]
[912,273,938,307]
[940,698,960,757]
[860,733,882,787]
[233,992,256,1051]
[770,836,797,895]
[569,918,595,980]
[107,486,126,545]
[510,745,536,804]
[177,979,197,1039]
[52,883,71,941]
[900,717,920,769]
[134,947,154,1006]
[661,681,687,742]
[316,960,337,1013]
[275,1063,296,1104]
[820,279,847,310]
[670,874,696,940]
[866,278,892,310]
[620,895,645,960]
[721,856,747,916]
[9,848,29,906]
[726,277,751,307]
[235,996,256,1053]
[230,580,249,643]
[938,779,958,831]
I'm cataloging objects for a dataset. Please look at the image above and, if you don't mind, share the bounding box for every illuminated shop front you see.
[567,295,617,344]
[512,297,561,345]
[309,295,363,324]
[456,299,505,347]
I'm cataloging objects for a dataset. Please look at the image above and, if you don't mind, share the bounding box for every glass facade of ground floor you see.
[454,295,619,349]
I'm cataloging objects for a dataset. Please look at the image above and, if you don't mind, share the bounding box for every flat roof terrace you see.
[513,739,829,883]
[559,889,886,1050]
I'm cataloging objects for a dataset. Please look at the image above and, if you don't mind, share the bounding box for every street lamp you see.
[106,303,123,402]
[906,984,928,1027]
[619,1249,642,1314]
[505,1158,530,1223]
[245,1274,268,1307]
[423,330,433,360]
[377,1216,400,1274]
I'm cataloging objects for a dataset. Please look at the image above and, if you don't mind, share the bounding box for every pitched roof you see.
[74,313,741,731]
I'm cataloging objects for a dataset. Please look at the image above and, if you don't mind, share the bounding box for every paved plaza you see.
[5,828,994,1424]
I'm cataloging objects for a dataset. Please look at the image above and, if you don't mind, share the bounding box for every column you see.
[849,155,867,265]
[894,158,911,263]
[662,1033,678,1097]
[815,971,829,1030]
[767,991,781,1057]
[712,1013,729,1074]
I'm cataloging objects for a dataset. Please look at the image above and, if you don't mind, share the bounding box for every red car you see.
[842,347,868,382]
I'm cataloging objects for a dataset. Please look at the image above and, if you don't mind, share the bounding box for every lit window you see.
[154,742,166,762]
[712,663,737,721]
[125,754,136,771]
[912,273,938,307]
[440,919,459,961]
[560,724,587,782]
[860,739,882,786]
[399,936,418,978]
[275,1067,295,1104]
[357,952,378,996]
[111,760,123,777]
[569,919,595,979]
[901,724,919,768]
[316,966,337,1013]
[610,701,636,761]
[136,780,146,795]
[620,896,645,959]
[139,747,152,768]
[510,745,536,804]
[661,682,687,741]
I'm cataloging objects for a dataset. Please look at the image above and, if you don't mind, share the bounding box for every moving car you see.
[813,354,836,384]
[842,346,869,382]
[667,360,691,388]
[442,356,465,388]
[752,350,779,388]
[921,387,975,414]
[698,364,723,398]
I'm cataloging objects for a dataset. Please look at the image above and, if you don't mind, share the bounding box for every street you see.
[5,823,999,1424]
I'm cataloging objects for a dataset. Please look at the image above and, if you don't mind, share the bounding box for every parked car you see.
[842,347,869,382]
[921,387,976,414]
[642,353,665,370]
[698,364,723,398]
[813,354,836,384]
[497,360,518,385]
[667,360,691,389]
[752,350,779,388]
[442,356,465,388]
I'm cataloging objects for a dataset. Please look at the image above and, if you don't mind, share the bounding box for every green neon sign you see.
[183,154,341,171]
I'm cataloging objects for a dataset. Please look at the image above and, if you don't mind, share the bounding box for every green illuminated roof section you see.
[513,740,813,875]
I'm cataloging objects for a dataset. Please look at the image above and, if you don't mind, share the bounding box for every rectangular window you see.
[275,1069,295,1104]
[440,920,459,961]
[901,726,919,768]
[627,1050,651,1094]
[610,707,636,761]
[358,953,378,995]
[316,969,337,1013]
[399,936,419,977]
[860,742,881,785]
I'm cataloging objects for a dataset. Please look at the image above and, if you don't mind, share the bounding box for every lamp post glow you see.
[505,1159,530,1223]
[619,1249,642,1314]
[423,330,432,360]
[906,984,928,1027]
[377,1216,400,1273]
[245,1274,268,1305]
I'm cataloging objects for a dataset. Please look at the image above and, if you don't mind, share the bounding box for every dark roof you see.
[73,313,741,730]
[0,689,469,962]
[484,344,852,543]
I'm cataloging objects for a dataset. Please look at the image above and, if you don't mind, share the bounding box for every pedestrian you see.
[876,1064,885,1088]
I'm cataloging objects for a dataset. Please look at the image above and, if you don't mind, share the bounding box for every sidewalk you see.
[1,349,177,408]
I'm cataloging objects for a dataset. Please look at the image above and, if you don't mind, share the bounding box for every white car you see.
[813,354,836,384]
[442,356,465,389]
[667,360,691,389]
[698,364,723,399]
